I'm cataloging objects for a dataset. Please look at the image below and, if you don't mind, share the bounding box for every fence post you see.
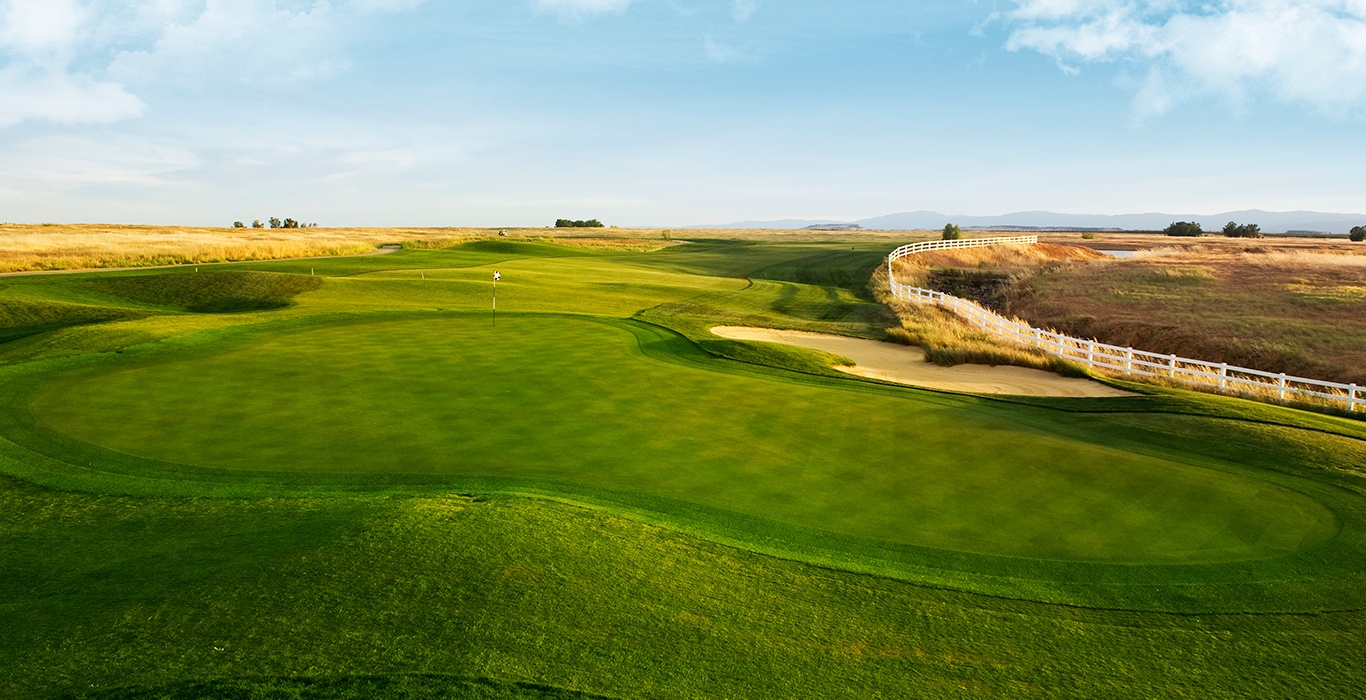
[1124,349,1132,374]
[1351,384,1359,412]
[1219,363,1228,390]
[1277,373,1287,400]
[1168,354,1176,378]
[1086,341,1095,365]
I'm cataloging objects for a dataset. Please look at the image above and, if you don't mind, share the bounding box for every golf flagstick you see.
[493,270,500,326]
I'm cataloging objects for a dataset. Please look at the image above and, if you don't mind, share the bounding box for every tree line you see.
[1166,221,1366,240]
[232,218,317,229]
[555,219,605,228]
[1164,221,1262,238]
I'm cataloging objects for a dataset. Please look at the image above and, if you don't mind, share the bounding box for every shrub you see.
[251,220,264,229]
[268,217,282,229]
[1351,226,1366,242]
[1164,221,1203,237]
[232,221,245,228]
[1080,232,1096,240]
[1222,221,1263,238]
[942,223,962,240]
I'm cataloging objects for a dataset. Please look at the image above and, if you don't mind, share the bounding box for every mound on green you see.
[89,270,323,313]
[23,315,1341,569]
[0,299,145,343]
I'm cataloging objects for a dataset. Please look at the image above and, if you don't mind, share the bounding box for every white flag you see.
[493,271,501,281]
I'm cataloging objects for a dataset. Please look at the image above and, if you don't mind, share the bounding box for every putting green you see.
[30,314,1338,565]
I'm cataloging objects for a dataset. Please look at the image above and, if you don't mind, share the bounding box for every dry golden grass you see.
[0,224,926,274]
[891,243,1106,287]
[1008,246,1366,385]
[0,224,433,273]
[869,262,1085,375]
[521,236,687,252]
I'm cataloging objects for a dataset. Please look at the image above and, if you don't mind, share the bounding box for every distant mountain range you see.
[694,210,1366,234]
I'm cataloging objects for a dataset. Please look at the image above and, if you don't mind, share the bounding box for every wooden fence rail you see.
[887,236,1361,412]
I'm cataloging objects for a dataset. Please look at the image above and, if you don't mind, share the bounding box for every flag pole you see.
[493,271,499,327]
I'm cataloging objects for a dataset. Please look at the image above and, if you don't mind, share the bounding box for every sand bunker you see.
[711,326,1133,398]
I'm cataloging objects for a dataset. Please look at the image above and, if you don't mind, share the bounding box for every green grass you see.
[24,314,1340,568]
[1,238,1365,697]
[88,270,323,313]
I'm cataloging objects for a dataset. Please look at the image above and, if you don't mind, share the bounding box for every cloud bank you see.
[1004,0,1366,117]
[0,0,428,129]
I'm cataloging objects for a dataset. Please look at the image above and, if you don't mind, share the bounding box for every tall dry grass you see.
[0,224,924,274]
[0,224,434,273]
[870,262,1086,375]
[1007,246,1366,385]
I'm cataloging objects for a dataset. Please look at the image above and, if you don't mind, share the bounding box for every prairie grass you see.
[1008,246,1366,385]
[0,224,414,273]
[0,224,917,273]
[879,244,1096,375]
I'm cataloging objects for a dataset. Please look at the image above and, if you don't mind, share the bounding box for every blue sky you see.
[1,0,1364,227]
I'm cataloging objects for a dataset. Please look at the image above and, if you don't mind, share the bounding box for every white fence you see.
[887,236,1362,412]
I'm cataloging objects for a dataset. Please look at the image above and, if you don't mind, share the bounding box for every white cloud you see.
[1004,1,1366,117]
[108,1,349,88]
[0,0,86,54]
[536,0,634,17]
[349,0,427,13]
[0,132,199,185]
[0,66,144,127]
[0,1,428,129]
[703,35,749,63]
[733,0,757,23]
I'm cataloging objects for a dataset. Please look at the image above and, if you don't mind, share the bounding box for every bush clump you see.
[1164,221,1203,237]
[1222,221,1263,238]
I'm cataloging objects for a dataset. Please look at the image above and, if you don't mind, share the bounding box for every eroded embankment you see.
[710,326,1132,397]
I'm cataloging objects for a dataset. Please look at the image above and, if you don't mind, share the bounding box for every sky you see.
[1,0,1364,227]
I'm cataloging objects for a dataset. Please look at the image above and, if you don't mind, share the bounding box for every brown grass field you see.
[880,233,1366,389]
[1005,244,1366,385]
[0,223,918,273]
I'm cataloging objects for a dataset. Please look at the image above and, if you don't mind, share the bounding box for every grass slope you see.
[24,314,1339,568]
[0,239,1364,697]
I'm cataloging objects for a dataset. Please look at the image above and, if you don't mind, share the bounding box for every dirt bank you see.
[711,326,1133,398]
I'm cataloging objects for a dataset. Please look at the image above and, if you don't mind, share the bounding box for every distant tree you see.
[232,221,245,228]
[1351,225,1366,242]
[268,217,282,229]
[1164,221,1203,237]
[1222,221,1262,238]
[282,218,300,229]
[942,223,962,240]
[251,220,264,229]
[555,218,606,228]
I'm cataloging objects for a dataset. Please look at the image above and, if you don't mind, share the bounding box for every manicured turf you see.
[29,314,1338,566]
[2,237,1365,697]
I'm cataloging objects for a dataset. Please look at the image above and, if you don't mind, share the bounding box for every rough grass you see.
[90,270,324,313]
[0,224,411,272]
[1008,247,1366,385]
[0,224,917,273]
[0,299,147,344]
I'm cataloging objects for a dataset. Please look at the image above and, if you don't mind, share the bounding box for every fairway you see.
[28,314,1338,564]
[3,238,1366,698]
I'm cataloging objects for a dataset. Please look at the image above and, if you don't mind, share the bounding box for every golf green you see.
[31,313,1337,565]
